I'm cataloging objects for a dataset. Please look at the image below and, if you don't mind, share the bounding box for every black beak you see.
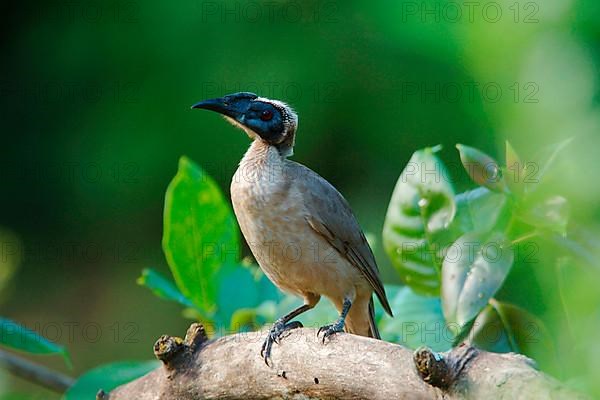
[191,92,258,120]
[191,97,242,119]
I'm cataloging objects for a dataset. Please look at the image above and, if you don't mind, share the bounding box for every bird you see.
[192,92,393,363]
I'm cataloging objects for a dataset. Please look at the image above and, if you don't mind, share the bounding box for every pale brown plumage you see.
[293,160,394,331]
[295,159,393,315]
[192,92,392,362]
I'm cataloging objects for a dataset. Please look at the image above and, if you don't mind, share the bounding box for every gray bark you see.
[101,323,586,400]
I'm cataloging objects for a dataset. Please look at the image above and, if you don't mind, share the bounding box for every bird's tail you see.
[367,296,381,339]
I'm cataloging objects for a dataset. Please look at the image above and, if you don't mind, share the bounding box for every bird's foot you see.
[261,320,303,365]
[317,319,345,343]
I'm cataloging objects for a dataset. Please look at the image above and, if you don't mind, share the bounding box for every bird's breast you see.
[231,160,304,243]
[229,145,367,301]
[231,165,360,301]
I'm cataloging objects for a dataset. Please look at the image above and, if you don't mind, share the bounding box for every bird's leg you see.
[318,298,352,343]
[261,304,312,365]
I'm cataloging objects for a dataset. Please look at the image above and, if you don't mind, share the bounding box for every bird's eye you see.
[260,110,273,121]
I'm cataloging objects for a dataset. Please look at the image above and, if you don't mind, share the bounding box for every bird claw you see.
[261,320,303,365]
[317,320,345,343]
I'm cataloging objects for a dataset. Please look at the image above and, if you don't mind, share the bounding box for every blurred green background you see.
[1,0,599,397]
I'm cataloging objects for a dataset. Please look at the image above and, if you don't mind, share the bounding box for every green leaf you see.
[451,318,477,347]
[213,265,280,332]
[162,156,240,314]
[253,300,278,322]
[504,141,524,197]
[470,301,554,361]
[505,141,521,169]
[64,360,158,400]
[456,144,506,193]
[229,308,259,331]
[137,268,197,309]
[0,230,21,297]
[177,264,280,331]
[0,318,71,368]
[441,231,514,326]
[383,146,456,295]
[518,195,569,235]
[495,301,554,357]
[379,286,453,351]
[551,234,595,267]
[455,187,509,234]
[527,137,574,191]
[181,307,206,322]
[468,304,512,353]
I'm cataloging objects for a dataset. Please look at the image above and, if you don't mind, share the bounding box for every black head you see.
[192,92,298,149]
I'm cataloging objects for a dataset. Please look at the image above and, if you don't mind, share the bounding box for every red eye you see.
[260,110,273,121]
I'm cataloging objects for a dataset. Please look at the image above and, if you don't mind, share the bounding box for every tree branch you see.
[0,349,74,393]
[103,323,586,400]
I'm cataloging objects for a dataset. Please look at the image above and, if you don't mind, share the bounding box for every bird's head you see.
[192,92,298,156]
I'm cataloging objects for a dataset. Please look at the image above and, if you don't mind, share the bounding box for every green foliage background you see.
[1,0,599,398]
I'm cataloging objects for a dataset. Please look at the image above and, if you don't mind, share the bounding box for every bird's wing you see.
[288,161,393,316]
